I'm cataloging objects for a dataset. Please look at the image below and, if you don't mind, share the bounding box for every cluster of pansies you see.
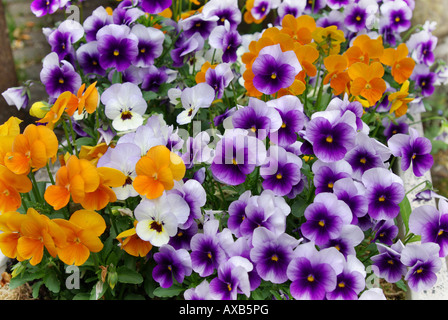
[1,0,448,300]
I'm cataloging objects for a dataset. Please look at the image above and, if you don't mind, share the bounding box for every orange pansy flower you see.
[323,54,351,96]
[54,210,106,266]
[281,14,316,45]
[380,43,415,84]
[17,208,67,266]
[80,166,126,211]
[66,82,99,116]
[37,91,74,130]
[79,143,109,166]
[388,80,414,117]
[133,145,186,200]
[4,124,58,175]
[348,62,387,106]
[312,26,346,55]
[0,211,27,260]
[0,165,32,213]
[294,44,319,78]
[44,155,100,210]
[116,221,152,257]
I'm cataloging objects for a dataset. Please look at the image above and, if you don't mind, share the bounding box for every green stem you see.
[28,170,43,203]
[68,117,79,157]
[61,120,74,155]
[405,180,428,196]
[107,205,119,236]
[46,163,55,185]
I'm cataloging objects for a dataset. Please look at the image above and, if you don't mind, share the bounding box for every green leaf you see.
[116,266,143,284]
[153,285,184,298]
[43,270,60,293]
[399,196,412,234]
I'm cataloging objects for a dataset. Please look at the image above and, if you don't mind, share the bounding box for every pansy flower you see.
[371,241,407,283]
[407,30,438,66]
[153,244,192,288]
[133,145,186,200]
[209,21,242,63]
[409,199,448,257]
[131,24,165,68]
[301,192,353,246]
[47,20,84,61]
[116,221,153,257]
[287,242,345,300]
[380,43,415,84]
[202,0,242,29]
[312,159,353,194]
[261,145,302,197]
[53,210,106,266]
[40,52,82,99]
[251,44,302,95]
[380,0,412,33]
[344,0,378,33]
[2,86,29,111]
[30,0,60,17]
[304,110,357,163]
[250,227,300,284]
[401,242,442,292]
[83,6,113,42]
[140,0,172,14]
[209,258,252,300]
[135,193,190,247]
[388,127,434,177]
[101,82,147,132]
[174,83,215,125]
[231,97,282,140]
[210,129,267,186]
[326,255,366,300]
[388,80,414,117]
[179,13,218,40]
[348,62,387,107]
[96,24,139,72]
[361,168,405,221]
[411,64,436,97]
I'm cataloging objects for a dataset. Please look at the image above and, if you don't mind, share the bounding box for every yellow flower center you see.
[232,158,238,165]
[276,173,283,180]
[307,275,315,282]
[207,252,213,259]
[327,182,334,189]
[387,260,394,265]
[326,135,333,143]
[438,230,444,236]
[318,220,325,227]
[416,267,423,274]
[251,126,257,132]
[113,50,119,56]
[356,15,362,21]
[227,284,232,291]
[59,78,64,84]
[281,123,286,128]
[338,282,345,288]
[395,17,401,22]
[360,158,367,164]
[140,48,146,53]
[271,254,279,262]
[378,196,386,202]
[271,73,277,80]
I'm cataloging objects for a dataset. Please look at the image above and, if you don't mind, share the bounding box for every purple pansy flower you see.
[287,243,345,300]
[388,127,434,177]
[345,132,391,180]
[333,178,368,224]
[2,86,29,111]
[140,0,172,14]
[40,52,82,98]
[179,13,218,39]
[304,0,326,14]
[252,44,302,95]
[131,24,165,68]
[203,63,234,99]
[202,0,242,28]
[152,244,192,288]
[301,192,353,246]
[228,191,252,238]
[112,0,144,26]
[169,223,198,251]
[320,225,365,258]
[83,6,113,42]
[210,129,267,186]
[371,241,407,283]
[409,199,448,257]
[169,179,207,230]
[240,190,290,239]
[96,24,139,72]
[326,0,353,10]
[277,0,304,20]
[304,110,357,163]
[47,20,84,61]
[266,95,305,147]
[411,64,437,97]
[209,258,252,300]
[361,168,405,221]
[316,10,347,35]
[407,30,438,66]
[231,98,282,140]
[382,116,409,140]
[251,0,280,20]
[209,21,242,63]
[184,280,213,300]
[30,0,60,17]
[190,219,227,277]
[76,42,107,78]
[400,242,442,292]
[250,227,300,284]
[326,255,366,300]
[171,32,205,68]
[260,145,302,197]
[372,220,399,246]
[380,0,412,33]
[312,160,352,194]
[141,65,168,92]
[344,0,378,33]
